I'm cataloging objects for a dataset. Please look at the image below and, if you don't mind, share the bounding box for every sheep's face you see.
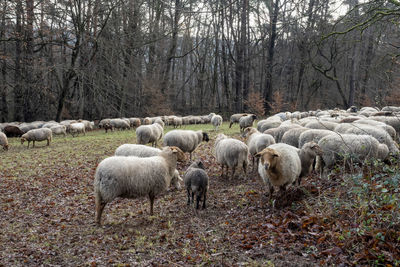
[21,137,26,145]
[3,144,9,151]
[170,171,183,190]
[202,132,210,142]
[256,148,280,171]
[251,114,257,120]
[169,146,186,162]
[242,127,255,138]
[190,160,205,170]
[303,142,323,156]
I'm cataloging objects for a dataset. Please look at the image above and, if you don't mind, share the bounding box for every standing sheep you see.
[211,114,223,131]
[239,114,257,133]
[316,134,389,176]
[68,122,86,137]
[163,130,209,160]
[298,129,333,149]
[184,161,209,210]
[256,143,301,198]
[50,125,67,137]
[229,113,248,128]
[4,125,24,137]
[242,127,275,168]
[297,142,323,184]
[136,123,164,147]
[94,146,182,225]
[0,132,9,150]
[214,134,249,178]
[281,127,309,148]
[21,128,52,148]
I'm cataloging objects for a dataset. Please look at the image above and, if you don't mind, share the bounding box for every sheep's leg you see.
[229,122,233,128]
[243,161,247,175]
[187,189,191,205]
[232,166,236,179]
[47,138,50,146]
[196,195,200,209]
[202,190,207,209]
[95,196,106,226]
[191,192,194,204]
[27,141,30,148]
[149,193,155,215]
[190,153,192,161]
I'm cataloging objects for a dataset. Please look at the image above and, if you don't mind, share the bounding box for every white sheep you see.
[110,118,130,130]
[50,125,67,137]
[211,114,223,131]
[94,146,182,225]
[304,120,339,131]
[256,143,301,198]
[242,127,275,167]
[229,113,248,128]
[68,122,86,137]
[239,114,257,133]
[214,134,249,178]
[163,130,209,160]
[281,127,309,148]
[21,128,52,148]
[136,123,163,147]
[316,134,389,176]
[0,132,9,150]
[298,129,333,149]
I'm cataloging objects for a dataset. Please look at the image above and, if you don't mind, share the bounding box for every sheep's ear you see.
[273,153,279,158]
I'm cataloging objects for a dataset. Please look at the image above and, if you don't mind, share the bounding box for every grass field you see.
[0,122,399,266]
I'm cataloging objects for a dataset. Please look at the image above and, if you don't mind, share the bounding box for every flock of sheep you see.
[1,105,400,226]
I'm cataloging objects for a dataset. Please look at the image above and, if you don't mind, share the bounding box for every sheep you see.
[4,125,24,137]
[346,106,358,113]
[297,142,323,184]
[136,123,164,147]
[94,146,182,225]
[257,120,282,133]
[142,117,152,125]
[129,118,141,128]
[239,114,257,133]
[154,117,165,128]
[184,161,209,210]
[50,125,67,137]
[21,128,52,148]
[382,106,400,112]
[214,134,249,178]
[211,114,223,131]
[79,120,94,131]
[316,134,389,176]
[110,118,130,130]
[344,124,399,154]
[264,124,303,143]
[353,119,397,139]
[163,130,209,160]
[256,143,301,198]
[242,127,275,168]
[281,127,309,148]
[68,122,86,137]
[172,116,183,128]
[304,120,339,131]
[0,132,9,150]
[298,129,333,149]
[229,113,248,128]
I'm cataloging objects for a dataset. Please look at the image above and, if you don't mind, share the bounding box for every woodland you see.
[0,0,400,122]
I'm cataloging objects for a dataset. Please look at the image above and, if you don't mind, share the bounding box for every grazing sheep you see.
[304,120,338,131]
[257,120,282,133]
[297,142,323,184]
[21,128,52,148]
[229,113,248,128]
[264,124,303,143]
[316,134,389,176]
[136,123,164,147]
[0,132,9,150]
[298,129,333,149]
[129,118,141,128]
[110,118,130,130]
[354,120,397,140]
[214,134,249,178]
[239,114,257,133]
[4,125,24,137]
[281,127,309,148]
[50,125,67,137]
[79,120,94,131]
[163,130,209,160]
[68,122,86,137]
[256,143,301,198]
[382,106,400,112]
[94,146,182,225]
[115,144,186,161]
[184,161,209,209]
[142,117,152,125]
[242,127,275,167]
[344,124,399,154]
[211,114,223,131]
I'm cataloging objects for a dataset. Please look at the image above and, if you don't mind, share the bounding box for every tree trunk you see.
[13,0,24,122]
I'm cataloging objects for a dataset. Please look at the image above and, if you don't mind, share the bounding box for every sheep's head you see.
[302,141,323,157]
[168,146,186,162]
[251,114,257,121]
[3,144,9,151]
[256,148,280,171]
[242,127,257,138]
[20,137,26,145]
[202,132,210,142]
[189,160,205,170]
[170,170,183,190]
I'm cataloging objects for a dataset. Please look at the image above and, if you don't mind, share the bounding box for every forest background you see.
[0,0,399,122]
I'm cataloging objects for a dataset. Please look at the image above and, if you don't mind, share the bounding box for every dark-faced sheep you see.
[229,113,248,128]
[184,161,209,210]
